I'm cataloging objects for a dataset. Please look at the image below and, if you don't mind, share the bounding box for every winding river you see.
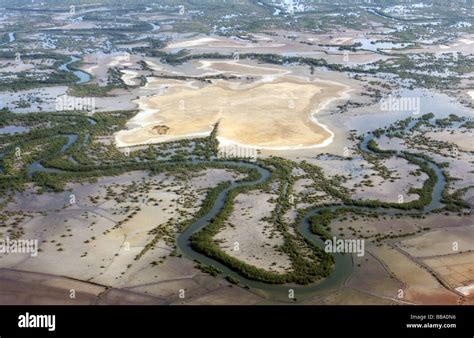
[0,27,461,301]
[15,120,447,303]
[58,55,91,84]
[172,131,446,302]
[27,134,78,178]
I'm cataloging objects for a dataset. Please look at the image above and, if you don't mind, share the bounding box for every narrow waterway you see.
[21,129,447,302]
[58,55,91,84]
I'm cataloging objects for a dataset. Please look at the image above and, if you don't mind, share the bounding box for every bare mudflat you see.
[214,190,292,273]
[165,36,284,50]
[115,71,349,149]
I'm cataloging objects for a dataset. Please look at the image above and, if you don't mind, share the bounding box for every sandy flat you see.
[166,37,224,49]
[0,169,241,286]
[121,70,140,86]
[107,54,133,68]
[425,130,474,152]
[165,36,284,50]
[372,244,459,304]
[459,38,474,45]
[330,37,353,45]
[115,76,350,149]
[423,252,474,292]
[398,227,474,258]
[197,60,289,76]
[0,269,106,305]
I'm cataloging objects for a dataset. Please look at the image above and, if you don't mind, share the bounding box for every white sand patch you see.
[330,37,353,45]
[121,70,139,86]
[252,34,273,42]
[84,65,99,74]
[107,54,132,67]
[459,38,474,45]
[455,283,474,296]
[197,60,290,77]
[167,37,221,49]
[166,36,284,50]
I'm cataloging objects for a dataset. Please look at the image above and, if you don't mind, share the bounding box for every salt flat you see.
[115,68,351,150]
